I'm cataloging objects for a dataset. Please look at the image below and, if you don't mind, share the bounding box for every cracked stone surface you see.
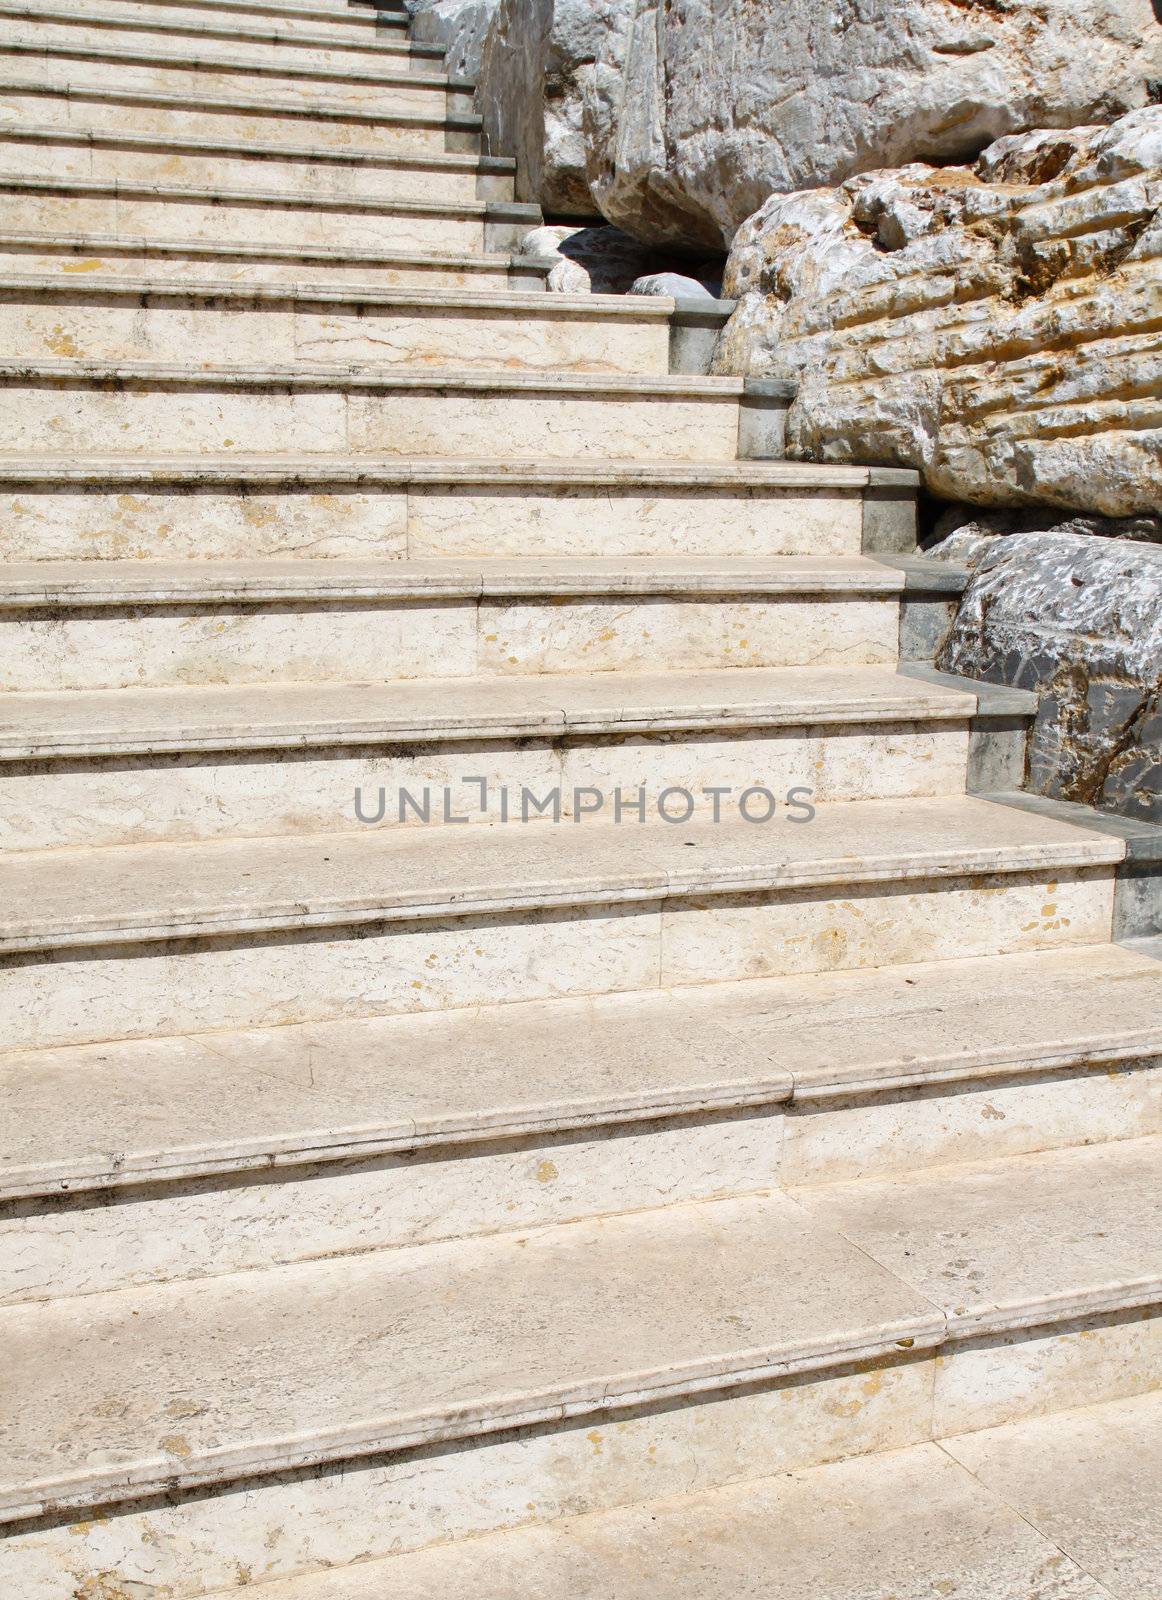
[929,511,1162,822]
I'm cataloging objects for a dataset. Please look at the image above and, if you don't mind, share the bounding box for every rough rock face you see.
[929,513,1162,823]
[477,0,604,214]
[713,110,1162,519]
[405,0,498,81]
[582,0,1160,247]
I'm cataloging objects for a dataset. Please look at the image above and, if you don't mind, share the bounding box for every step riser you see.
[0,244,519,288]
[0,1108,785,1305]
[0,18,436,70]
[0,299,671,377]
[0,383,746,460]
[0,596,898,690]
[4,1306,1157,1599]
[0,51,458,112]
[11,1053,1159,1305]
[0,87,465,153]
[0,868,1114,1050]
[0,190,488,252]
[0,723,970,849]
[0,484,862,562]
[1,141,512,203]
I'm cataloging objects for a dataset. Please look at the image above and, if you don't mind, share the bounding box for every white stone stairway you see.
[0,3,1159,1597]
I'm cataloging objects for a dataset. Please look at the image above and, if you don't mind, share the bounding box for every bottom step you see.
[229,1388,1161,1600]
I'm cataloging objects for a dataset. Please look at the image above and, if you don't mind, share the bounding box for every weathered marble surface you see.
[929,513,1162,822]
[714,110,1162,518]
[581,0,1160,247]
[406,0,498,80]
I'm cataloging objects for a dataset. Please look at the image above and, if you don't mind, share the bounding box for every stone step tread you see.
[0,271,698,317]
[196,1391,1162,1600]
[0,360,740,394]
[0,665,978,758]
[0,1,440,56]
[0,231,533,273]
[93,0,409,25]
[0,555,904,605]
[0,73,479,129]
[0,33,461,88]
[0,123,515,172]
[3,1137,1160,1522]
[0,452,903,487]
[3,944,1158,1199]
[0,794,1125,953]
[0,172,528,219]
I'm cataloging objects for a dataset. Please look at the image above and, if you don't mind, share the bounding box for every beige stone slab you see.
[0,287,672,374]
[944,1389,1162,1598]
[0,1191,943,1520]
[0,795,1123,954]
[0,11,431,73]
[225,1442,1115,1600]
[0,135,500,202]
[1,1356,937,1600]
[0,666,967,756]
[0,986,791,1196]
[0,47,454,114]
[110,192,488,252]
[793,1137,1162,1338]
[0,238,516,290]
[0,81,456,152]
[57,0,412,37]
[0,368,744,459]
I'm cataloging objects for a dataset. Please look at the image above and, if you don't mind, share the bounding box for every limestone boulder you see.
[405,0,498,81]
[712,110,1162,518]
[582,0,1160,247]
[516,222,653,290]
[477,0,605,214]
[929,513,1162,823]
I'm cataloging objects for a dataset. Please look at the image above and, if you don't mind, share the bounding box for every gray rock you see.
[581,0,1160,247]
[931,513,1162,823]
[629,272,717,299]
[405,0,498,81]
[713,110,1162,519]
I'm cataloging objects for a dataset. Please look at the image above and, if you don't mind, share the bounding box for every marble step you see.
[0,665,979,848]
[0,556,902,689]
[0,276,712,376]
[0,364,782,460]
[0,174,537,253]
[96,0,411,34]
[0,230,544,290]
[0,37,469,114]
[0,1,442,69]
[0,75,480,153]
[3,945,1159,1302]
[0,794,1123,1048]
[2,1139,1160,1600]
[185,1391,1162,1600]
[0,456,895,563]
[0,125,517,203]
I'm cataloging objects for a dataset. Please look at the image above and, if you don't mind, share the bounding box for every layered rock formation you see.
[929,513,1162,822]
[713,110,1162,518]
[405,0,498,80]
[581,0,1160,247]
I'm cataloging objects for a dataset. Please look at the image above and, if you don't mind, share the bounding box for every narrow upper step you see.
[0,555,898,606]
[88,0,410,30]
[3,1136,1159,1522]
[0,1,440,61]
[196,1390,1162,1600]
[3,943,1157,1199]
[0,794,1124,953]
[0,664,976,758]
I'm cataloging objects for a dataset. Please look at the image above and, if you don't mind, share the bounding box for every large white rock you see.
[713,110,1162,518]
[477,0,605,214]
[581,0,1161,246]
[929,513,1162,822]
